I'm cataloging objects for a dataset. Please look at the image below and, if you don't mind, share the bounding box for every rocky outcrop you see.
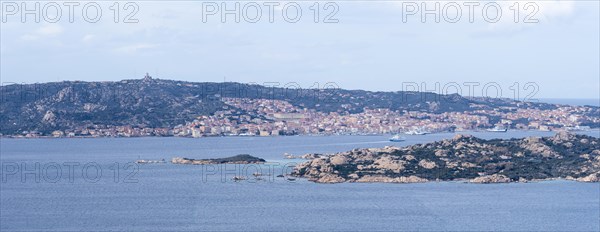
[352,175,428,183]
[311,174,346,183]
[292,133,600,184]
[418,159,437,169]
[42,111,56,122]
[301,153,322,159]
[172,154,265,165]
[521,136,560,158]
[470,174,511,183]
[305,174,429,184]
[576,172,600,182]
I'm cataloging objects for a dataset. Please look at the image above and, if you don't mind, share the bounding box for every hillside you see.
[0,77,597,135]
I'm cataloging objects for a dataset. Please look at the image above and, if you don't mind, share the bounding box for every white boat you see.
[486,125,508,132]
[389,134,406,142]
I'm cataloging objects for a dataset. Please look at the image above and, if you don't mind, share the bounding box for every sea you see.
[1,130,599,231]
[537,98,599,107]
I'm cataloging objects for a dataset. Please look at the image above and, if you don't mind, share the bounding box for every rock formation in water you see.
[291,132,600,183]
[171,154,266,164]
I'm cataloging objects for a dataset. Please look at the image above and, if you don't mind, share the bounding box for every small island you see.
[291,132,600,184]
[171,154,266,165]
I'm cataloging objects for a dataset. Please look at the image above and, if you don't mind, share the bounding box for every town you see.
[12,97,598,138]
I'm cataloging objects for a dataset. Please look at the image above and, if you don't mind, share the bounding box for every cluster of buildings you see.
[20,126,172,138]
[15,98,598,138]
[473,105,598,131]
[167,98,597,138]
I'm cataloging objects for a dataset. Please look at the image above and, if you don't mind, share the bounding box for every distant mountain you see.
[0,77,595,135]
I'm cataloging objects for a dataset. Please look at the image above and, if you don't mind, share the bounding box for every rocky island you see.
[171,154,266,165]
[291,132,600,183]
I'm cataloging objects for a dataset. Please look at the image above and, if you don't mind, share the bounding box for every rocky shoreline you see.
[171,154,266,165]
[291,132,600,184]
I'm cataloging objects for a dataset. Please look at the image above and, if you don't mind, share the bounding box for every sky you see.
[1,1,599,100]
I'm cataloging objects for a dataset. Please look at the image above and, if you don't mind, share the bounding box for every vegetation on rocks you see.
[291,132,600,183]
[171,154,265,164]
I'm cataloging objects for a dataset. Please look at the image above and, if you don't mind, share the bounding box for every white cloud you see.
[37,24,64,36]
[485,1,575,33]
[82,34,96,43]
[538,1,575,18]
[388,1,576,28]
[20,24,64,41]
[114,43,159,54]
[20,34,38,41]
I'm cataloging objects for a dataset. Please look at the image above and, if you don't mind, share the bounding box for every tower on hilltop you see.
[143,73,153,81]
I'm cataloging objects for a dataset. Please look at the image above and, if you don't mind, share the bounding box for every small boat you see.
[276,174,285,178]
[389,134,406,142]
[252,172,262,177]
[135,159,166,164]
[486,125,508,132]
[232,176,246,181]
[286,177,296,181]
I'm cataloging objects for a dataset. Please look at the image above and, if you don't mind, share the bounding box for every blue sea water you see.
[1,131,599,231]
[537,98,599,107]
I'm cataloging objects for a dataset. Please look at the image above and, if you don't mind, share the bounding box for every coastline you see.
[290,132,600,184]
[4,131,599,185]
[2,128,598,139]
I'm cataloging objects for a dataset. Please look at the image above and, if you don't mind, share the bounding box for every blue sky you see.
[1,1,598,99]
